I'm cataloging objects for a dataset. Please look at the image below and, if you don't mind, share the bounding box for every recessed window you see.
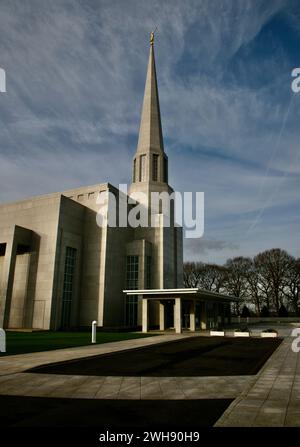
[163,156,168,183]
[139,155,146,182]
[0,243,6,256]
[88,192,95,200]
[77,194,84,201]
[133,158,136,183]
[126,255,139,289]
[61,247,77,328]
[152,154,159,181]
[125,295,138,327]
[146,256,151,289]
[125,255,139,327]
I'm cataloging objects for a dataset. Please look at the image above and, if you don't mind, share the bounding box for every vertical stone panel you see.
[8,253,30,328]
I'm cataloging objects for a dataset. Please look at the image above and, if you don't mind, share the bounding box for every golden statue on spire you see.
[150,31,154,46]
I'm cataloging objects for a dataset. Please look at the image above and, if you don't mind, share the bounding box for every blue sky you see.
[0,0,300,263]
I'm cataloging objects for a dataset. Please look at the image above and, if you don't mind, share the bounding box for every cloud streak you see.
[0,0,299,264]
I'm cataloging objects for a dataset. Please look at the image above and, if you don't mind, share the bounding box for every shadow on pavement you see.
[27,336,282,377]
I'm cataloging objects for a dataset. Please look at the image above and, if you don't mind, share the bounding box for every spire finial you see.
[150,27,157,46]
[150,31,154,46]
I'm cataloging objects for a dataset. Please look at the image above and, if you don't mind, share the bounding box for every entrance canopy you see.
[123,288,238,333]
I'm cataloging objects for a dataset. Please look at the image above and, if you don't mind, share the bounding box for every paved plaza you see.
[0,333,252,401]
[215,327,300,427]
[0,324,299,427]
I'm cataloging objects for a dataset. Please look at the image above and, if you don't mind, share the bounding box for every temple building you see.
[0,35,233,332]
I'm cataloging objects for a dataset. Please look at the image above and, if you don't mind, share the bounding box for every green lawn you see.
[1,331,155,356]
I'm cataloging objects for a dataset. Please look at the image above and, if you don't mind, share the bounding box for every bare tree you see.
[183,262,227,291]
[184,248,300,317]
[254,248,292,314]
[223,257,251,315]
[253,255,272,311]
[282,258,300,315]
[197,264,227,292]
[243,259,264,315]
[183,262,203,287]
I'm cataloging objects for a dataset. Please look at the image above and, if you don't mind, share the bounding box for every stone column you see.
[159,301,165,331]
[142,298,148,333]
[190,299,196,332]
[174,297,182,334]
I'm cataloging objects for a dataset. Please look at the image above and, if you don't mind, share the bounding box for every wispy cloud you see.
[0,0,299,263]
[184,237,239,258]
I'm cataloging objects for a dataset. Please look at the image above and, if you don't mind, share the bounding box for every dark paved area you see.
[27,336,282,377]
[0,395,232,427]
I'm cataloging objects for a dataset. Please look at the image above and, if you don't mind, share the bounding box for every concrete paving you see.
[0,332,253,401]
[0,372,253,400]
[215,325,300,427]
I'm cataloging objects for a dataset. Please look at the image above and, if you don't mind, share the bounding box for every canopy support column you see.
[159,302,165,331]
[174,297,182,334]
[190,299,196,332]
[142,298,148,333]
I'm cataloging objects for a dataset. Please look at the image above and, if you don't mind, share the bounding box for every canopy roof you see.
[123,288,239,302]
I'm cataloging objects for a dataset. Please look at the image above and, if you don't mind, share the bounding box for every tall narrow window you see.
[163,156,168,183]
[126,255,139,289]
[133,158,136,183]
[126,255,139,326]
[125,295,138,327]
[152,154,159,181]
[139,155,146,182]
[61,247,77,328]
[146,256,151,289]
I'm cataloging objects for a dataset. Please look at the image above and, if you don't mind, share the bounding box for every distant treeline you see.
[183,248,300,316]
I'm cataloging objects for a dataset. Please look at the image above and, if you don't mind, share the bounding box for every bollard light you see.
[92,320,97,344]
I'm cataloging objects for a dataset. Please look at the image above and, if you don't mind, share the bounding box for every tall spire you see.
[136,32,164,155]
[131,33,169,191]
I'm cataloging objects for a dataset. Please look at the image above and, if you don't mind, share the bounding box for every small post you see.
[0,328,6,353]
[92,321,97,344]
[0,68,6,93]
